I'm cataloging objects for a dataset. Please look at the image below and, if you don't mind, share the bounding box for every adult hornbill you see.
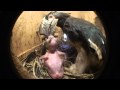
[40,11,107,75]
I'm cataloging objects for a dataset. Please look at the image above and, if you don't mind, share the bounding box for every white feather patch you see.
[88,39,102,60]
[101,38,104,44]
[63,33,68,42]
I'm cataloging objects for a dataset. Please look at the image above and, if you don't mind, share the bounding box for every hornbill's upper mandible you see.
[43,11,106,61]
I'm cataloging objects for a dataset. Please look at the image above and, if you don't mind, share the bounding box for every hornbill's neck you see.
[56,14,70,28]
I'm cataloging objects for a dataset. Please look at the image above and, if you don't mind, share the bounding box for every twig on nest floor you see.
[64,67,94,79]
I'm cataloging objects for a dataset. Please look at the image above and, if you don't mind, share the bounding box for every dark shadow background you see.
[0,11,120,79]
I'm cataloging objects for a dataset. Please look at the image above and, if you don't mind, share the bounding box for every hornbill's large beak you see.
[39,15,58,38]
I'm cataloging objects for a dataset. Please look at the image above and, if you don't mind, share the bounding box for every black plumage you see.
[46,11,106,61]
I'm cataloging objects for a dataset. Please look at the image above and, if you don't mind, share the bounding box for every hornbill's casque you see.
[41,11,107,75]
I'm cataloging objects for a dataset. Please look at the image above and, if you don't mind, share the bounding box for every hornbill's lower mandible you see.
[41,11,107,74]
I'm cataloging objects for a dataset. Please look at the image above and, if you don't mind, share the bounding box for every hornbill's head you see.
[39,11,60,38]
[44,11,70,28]
[39,11,70,40]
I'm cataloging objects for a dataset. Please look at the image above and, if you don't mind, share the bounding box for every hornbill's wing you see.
[63,17,106,60]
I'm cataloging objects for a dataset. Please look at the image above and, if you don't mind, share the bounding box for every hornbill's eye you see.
[49,15,53,18]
